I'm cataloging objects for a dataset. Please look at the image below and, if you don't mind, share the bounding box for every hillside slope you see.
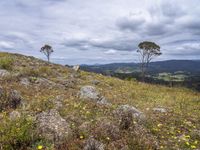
[0,52,200,150]
[81,60,200,74]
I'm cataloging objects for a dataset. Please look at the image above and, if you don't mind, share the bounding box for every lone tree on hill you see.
[137,41,162,81]
[40,44,54,62]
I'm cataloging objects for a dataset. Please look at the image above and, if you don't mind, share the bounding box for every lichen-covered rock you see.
[114,105,145,129]
[97,97,110,105]
[115,105,145,120]
[31,77,65,89]
[62,79,76,88]
[80,86,99,100]
[36,109,72,143]
[9,110,21,120]
[91,80,100,85]
[80,86,110,105]
[35,78,56,86]
[84,137,105,150]
[153,107,167,113]
[72,65,80,72]
[51,95,64,110]
[20,78,30,87]
[0,69,10,77]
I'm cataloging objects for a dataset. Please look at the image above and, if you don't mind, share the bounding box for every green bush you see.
[0,115,36,150]
[0,57,14,70]
[0,113,55,150]
[38,66,53,76]
[21,68,40,77]
[21,66,53,77]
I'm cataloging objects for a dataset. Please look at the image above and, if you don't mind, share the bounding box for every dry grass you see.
[0,52,199,150]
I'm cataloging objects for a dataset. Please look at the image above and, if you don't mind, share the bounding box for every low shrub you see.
[0,88,22,112]
[0,115,36,150]
[0,56,14,70]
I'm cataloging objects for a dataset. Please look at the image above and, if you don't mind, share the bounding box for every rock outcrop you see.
[0,69,10,77]
[80,86,110,105]
[36,109,72,143]
[9,110,21,120]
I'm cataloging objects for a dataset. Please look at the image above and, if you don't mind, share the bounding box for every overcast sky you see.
[0,0,200,65]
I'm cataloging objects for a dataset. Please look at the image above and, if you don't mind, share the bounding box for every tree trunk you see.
[47,55,50,62]
[141,63,145,82]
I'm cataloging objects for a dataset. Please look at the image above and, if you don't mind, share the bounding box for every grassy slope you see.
[0,52,200,150]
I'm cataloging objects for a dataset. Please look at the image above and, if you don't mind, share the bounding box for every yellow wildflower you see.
[106,137,110,140]
[37,145,43,150]
[80,135,84,139]
[157,123,163,127]
[86,111,90,114]
[186,142,190,146]
[185,135,190,138]
[191,145,196,149]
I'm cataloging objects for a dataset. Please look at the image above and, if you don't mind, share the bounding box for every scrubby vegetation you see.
[0,52,199,150]
[0,55,13,70]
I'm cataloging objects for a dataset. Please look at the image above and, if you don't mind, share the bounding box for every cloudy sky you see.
[0,0,200,65]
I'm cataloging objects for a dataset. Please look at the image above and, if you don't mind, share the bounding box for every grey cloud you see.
[62,38,138,52]
[116,16,145,32]
[0,0,200,65]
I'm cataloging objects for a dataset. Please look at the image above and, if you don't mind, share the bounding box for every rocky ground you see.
[0,52,200,150]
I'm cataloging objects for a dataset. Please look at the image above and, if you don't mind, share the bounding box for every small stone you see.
[80,86,110,105]
[72,65,80,72]
[9,110,21,120]
[83,137,105,150]
[92,80,100,85]
[115,105,145,120]
[114,105,145,129]
[153,107,167,113]
[20,78,30,87]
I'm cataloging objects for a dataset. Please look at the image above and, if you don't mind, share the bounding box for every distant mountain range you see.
[80,60,200,75]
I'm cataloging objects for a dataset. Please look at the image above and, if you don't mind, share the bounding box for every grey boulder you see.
[80,86,110,105]
[0,69,10,77]
[36,109,72,143]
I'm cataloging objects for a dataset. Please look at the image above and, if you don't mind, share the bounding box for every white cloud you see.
[104,49,117,54]
[0,41,14,49]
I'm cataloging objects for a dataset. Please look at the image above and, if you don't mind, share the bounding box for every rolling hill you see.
[0,52,200,150]
[80,60,200,75]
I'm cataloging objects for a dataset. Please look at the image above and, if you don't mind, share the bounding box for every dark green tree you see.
[40,44,54,62]
[137,41,162,81]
